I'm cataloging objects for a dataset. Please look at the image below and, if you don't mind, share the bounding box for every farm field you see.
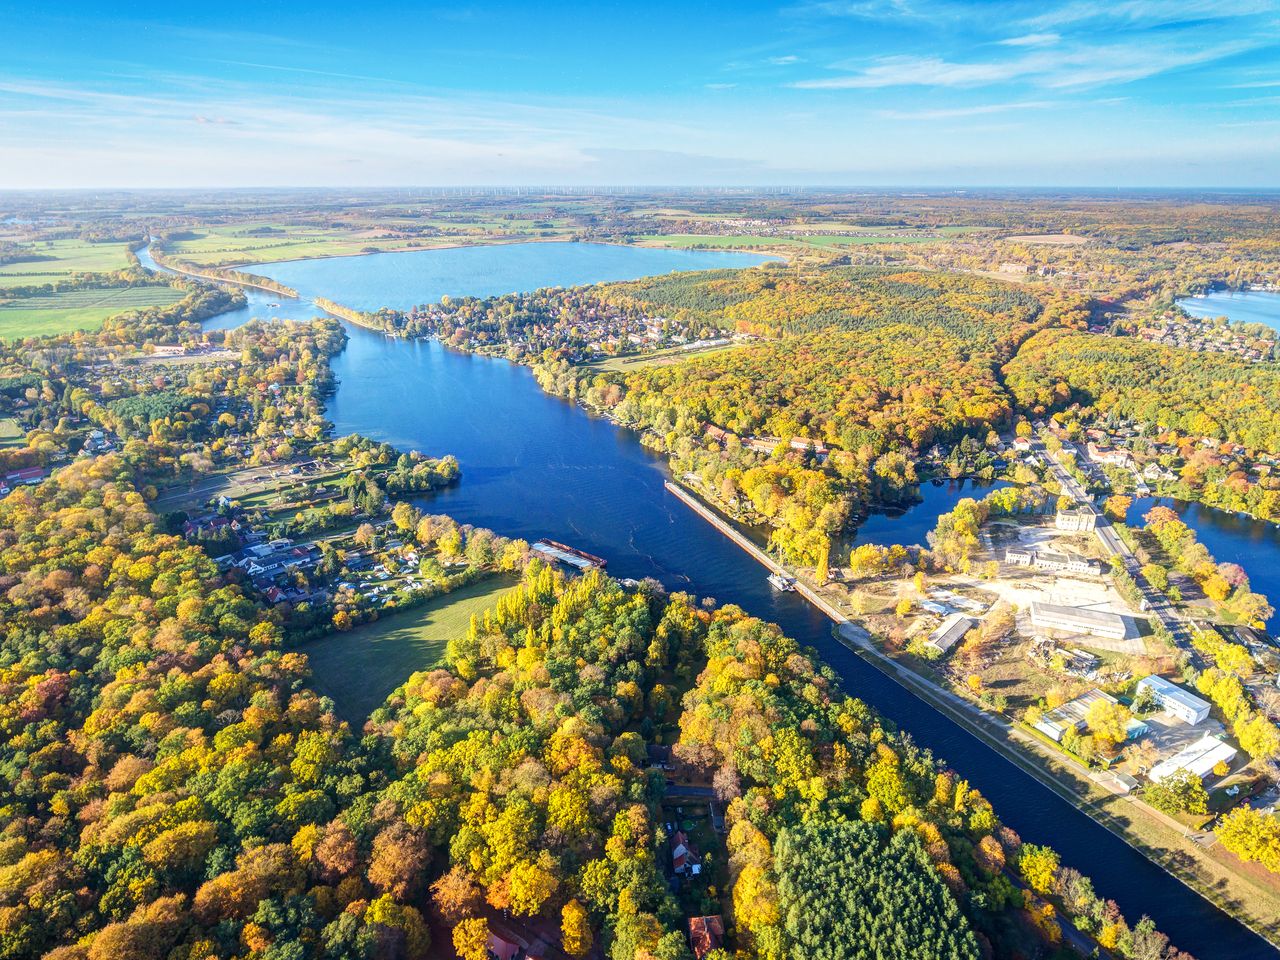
[636,231,942,250]
[161,226,411,267]
[0,285,184,339]
[0,284,186,340]
[299,574,517,723]
[636,233,809,250]
[0,238,136,287]
[798,232,941,247]
[160,219,576,268]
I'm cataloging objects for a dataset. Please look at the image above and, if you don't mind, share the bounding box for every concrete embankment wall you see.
[662,479,859,630]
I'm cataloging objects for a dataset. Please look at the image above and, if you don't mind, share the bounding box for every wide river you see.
[143,242,1275,958]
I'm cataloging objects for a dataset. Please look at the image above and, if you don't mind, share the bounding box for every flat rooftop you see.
[1138,674,1210,712]
[1030,601,1125,627]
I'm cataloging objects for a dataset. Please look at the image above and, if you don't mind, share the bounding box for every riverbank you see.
[358,307,1280,943]
[228,242,1277,957]
[146,243,302,298]
[666,476,1280,948]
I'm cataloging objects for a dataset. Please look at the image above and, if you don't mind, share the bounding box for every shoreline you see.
[144,245,302,299]
[664,476,1280,949]
[177,246,1280,947]
[171,234,794,275]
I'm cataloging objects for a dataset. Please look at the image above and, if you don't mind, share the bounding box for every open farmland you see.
[0,285,185,339]
[160,218,576,268]
[637,231,944,251]
[0,238,136,287]
[584,340,742,373]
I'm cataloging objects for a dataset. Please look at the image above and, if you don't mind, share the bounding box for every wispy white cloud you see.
[0,71,738,188]
[998,33,1060,47]
[878,100,1056,119]
[1025,0,1272,29]
[796,55,1022,88]
[205,59,417,86]
[1217,118,1280,128]
[793,39,1259,90]
[148,23,332,52]
[768,55,803,65]
[787,0,925,19]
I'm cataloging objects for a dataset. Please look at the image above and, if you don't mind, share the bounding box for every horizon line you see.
[4,184,1280,194]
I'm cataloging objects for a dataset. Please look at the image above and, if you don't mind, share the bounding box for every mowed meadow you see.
[299,574,518,723]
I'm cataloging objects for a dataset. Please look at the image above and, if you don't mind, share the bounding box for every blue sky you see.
[1,0,1277,187]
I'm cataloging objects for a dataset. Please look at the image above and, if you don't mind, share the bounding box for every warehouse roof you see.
[1030,601,1126,629]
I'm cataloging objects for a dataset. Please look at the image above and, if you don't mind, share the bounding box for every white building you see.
[1030,601,1128,640]
[1034,551,1103,576]
[1055,504,1098,532]
[1006,548,1102,576]
[927,613,975,655]
[1149,734,1237,783]
[1136,675,1211,725]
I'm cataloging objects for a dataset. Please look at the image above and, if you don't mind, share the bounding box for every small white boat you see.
[767,573,796,592]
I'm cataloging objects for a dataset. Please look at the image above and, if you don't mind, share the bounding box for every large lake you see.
[156,243,1275,958]
[139,241,776,330]
[242,241,773,311]
[1177,289,1280,331]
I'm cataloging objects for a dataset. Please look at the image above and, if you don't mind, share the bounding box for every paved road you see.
[1036,433,1202,669]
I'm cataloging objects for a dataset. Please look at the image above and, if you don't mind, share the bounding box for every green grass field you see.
[0,418,23,448]
[301,575,517,723]
[637,233,810,250]
[0,239,135,288]
[0,286,184,340]
[164,227,388,267]
[164,222,549,268]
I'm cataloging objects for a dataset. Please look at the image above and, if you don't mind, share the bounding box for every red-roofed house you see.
[688,916,725,959]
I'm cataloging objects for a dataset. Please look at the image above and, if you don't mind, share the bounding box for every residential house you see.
[689,917,725,960]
